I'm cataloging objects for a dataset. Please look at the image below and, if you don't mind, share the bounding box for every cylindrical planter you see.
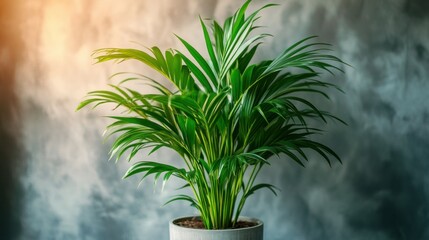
[169,216,263,240]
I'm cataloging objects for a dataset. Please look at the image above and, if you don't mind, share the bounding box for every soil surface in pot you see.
[173,217,258,229]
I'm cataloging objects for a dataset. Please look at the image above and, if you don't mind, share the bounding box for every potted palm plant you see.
[77,0,346,239]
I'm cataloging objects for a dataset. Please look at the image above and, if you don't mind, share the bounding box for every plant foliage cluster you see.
[77,0,346,229]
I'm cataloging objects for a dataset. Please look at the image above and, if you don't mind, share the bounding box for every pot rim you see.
[170,216,264,232]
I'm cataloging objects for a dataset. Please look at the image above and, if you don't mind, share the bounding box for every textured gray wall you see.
[1,0,428,239]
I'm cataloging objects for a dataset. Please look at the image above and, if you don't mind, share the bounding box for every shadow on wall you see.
[0,1,23,239]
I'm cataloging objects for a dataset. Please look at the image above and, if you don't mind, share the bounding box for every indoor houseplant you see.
[77,0,346,239]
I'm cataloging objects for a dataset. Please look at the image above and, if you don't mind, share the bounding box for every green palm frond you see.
[77,0,347,230]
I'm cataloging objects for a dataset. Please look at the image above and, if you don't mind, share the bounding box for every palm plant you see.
[77,0,346,230]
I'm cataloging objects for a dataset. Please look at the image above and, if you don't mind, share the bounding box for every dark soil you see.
[173,217,258,229]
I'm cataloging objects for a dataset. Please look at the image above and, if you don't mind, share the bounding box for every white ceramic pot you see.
[169,216,263,240]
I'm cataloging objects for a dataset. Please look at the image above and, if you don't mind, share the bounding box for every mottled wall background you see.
[1,0,428,239]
